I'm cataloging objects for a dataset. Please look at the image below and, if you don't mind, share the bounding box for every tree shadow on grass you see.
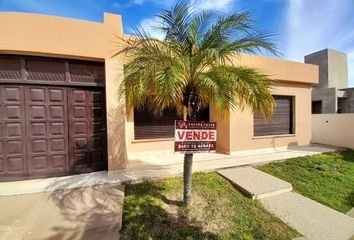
[121,181,218,240]
[127,180,184,206]
[338,150,354,163]
[346,190,354,212]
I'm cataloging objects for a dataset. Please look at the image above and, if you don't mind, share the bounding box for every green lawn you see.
[121,172,299,240]
[258,150,354,213]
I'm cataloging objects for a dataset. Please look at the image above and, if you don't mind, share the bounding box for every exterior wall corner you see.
[105,57,128,170]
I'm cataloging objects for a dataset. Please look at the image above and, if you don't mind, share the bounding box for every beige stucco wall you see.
[235,54,318,84]
[0,12,122,59]
[0,12,127,170]
[105,57,127,169]
[312,114,354,149]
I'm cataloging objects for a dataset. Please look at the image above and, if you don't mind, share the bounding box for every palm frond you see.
[188,10,216,45]
[156,0,194,44]
[196,65,275,119]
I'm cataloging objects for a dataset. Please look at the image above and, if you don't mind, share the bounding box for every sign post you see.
[174,120,217,153]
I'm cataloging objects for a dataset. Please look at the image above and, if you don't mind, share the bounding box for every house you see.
[0,12,318,181]
[305,48,354,114]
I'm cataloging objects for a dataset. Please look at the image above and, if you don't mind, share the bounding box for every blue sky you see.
[0,0,353,86]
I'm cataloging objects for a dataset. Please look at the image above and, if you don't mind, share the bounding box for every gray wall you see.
[312,88,337,113]
[327,49,348,89]
[305,49,348,89]
[305,49,329,89]
[340,88,354,113]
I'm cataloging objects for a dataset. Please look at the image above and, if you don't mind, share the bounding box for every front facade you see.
[0,12,318,181]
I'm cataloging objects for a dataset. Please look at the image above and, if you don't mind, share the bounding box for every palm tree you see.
[117,1,277,205]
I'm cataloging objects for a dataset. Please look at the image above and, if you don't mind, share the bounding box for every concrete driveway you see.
[0,184,124,240]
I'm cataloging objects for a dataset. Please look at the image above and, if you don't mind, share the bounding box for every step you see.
[261,192,354,240]
[217,166,293,199]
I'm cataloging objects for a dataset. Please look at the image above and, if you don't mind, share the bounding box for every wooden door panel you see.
[68,88,106,173]
[0,85,27,180]
[25,86,69,177]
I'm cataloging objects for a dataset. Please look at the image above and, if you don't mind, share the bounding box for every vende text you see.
[175,129,217,142]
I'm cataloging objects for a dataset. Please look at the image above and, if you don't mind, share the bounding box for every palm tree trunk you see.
[183,153,193,205]
[182,98,197,205]
[182,106,193,205]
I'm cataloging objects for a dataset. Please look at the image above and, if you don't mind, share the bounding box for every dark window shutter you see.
[134,106,210,140]
[254,96,294,136]
[134,107,181,139]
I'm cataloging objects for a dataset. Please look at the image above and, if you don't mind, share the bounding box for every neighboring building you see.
[305,49,354,113]
[0,12,318,181]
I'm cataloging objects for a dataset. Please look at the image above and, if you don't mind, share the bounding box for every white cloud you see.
[139,16,165,40]
[283,0,354,86]
[191,0,235,11]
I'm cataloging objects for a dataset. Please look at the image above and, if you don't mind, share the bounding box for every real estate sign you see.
[174,120,217,153]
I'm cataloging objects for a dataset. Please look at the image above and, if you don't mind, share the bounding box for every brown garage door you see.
[0,55,107,181]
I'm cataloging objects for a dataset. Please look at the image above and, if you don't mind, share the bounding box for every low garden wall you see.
[312,113,354,149]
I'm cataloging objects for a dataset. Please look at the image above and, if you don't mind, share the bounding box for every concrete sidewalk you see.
[0,184,124,240]
[217,166,354,240]
[0,144,337,196]
[262,192,354,240]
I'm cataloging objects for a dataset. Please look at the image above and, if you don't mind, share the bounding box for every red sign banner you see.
[174,120,217,153]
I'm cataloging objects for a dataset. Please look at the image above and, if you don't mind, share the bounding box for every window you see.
[312,100,322,114]
[134,106,210,140]
[337,98,346,113]
[254,96,294,137]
